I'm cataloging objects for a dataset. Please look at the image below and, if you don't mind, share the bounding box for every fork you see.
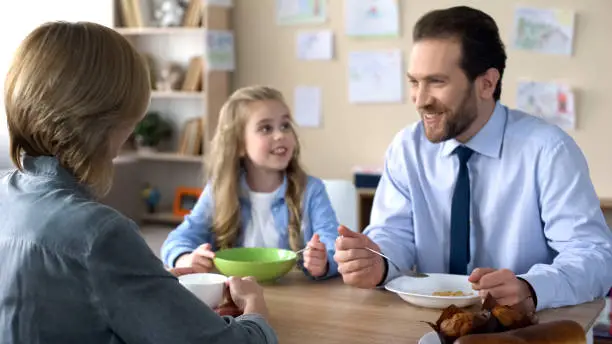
[365,247,429,278]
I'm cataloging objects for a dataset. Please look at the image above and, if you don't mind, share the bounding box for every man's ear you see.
[477,68,500,100]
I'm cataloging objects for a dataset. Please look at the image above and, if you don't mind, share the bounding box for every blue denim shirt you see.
[161,174,340,279]
[0,156,277,343]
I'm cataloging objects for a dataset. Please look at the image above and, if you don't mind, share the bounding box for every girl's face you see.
[242,99,297,173]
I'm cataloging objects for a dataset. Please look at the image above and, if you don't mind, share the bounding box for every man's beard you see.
[421,86,478,143]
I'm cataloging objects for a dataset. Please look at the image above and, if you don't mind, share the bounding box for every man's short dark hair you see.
[413,6,507,101]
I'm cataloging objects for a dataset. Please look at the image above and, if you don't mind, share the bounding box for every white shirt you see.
[242,189,280,248]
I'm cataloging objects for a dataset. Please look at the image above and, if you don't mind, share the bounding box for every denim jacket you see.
[161,174,340,278]
[0,156,277,344]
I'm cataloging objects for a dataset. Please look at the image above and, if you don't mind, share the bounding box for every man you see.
[334,6,612,312]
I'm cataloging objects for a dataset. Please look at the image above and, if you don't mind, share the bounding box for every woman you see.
[0,21,277,343]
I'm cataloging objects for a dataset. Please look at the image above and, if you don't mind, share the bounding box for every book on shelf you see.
[183,0,204,27]
[181,56,204,92]
[178,118,205,156]
[118,0,144,28]
[142,53,157,89]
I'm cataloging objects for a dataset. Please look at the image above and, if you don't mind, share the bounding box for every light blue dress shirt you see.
[365,102,612,311]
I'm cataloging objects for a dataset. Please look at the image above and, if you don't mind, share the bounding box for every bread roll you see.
[454,320,586,344]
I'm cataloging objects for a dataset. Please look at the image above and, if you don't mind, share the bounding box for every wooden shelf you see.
[114,151,203,164]
[114,27,207,36]
[141,211,184,225]
[601,198,612,210]
[151,91,206,99]
[112,154,139,165]
[136,152,203,163]
[110,1,232,229]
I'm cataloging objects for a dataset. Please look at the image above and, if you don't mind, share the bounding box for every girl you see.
[161,86,339,279]
[0,21,276,343]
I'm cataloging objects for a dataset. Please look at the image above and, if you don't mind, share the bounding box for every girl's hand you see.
[303,234,328,277]
[167,267,195,277]
[175,243,215,273]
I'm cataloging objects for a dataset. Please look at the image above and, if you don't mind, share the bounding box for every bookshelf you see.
[151,91,206,100]
[111,0,233,226]
[115,27,207,35]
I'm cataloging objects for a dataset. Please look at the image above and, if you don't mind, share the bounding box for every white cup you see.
[178,273,228,308]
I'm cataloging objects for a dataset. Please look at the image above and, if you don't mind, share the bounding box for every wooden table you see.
[264,272,605,344]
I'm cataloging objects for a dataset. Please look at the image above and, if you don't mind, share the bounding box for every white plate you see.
[419,331,442,344]
[384,273,480,309]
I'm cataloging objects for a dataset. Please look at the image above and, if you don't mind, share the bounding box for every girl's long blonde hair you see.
[207,85,307,251]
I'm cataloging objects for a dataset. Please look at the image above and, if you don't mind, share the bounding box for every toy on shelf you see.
[152,0,185,27]
[155,62,183,91]
[141,183,161,213]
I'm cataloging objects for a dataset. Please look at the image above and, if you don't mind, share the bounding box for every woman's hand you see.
[227,276,269,319]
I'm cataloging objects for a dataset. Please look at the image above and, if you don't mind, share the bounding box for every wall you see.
[233,0,612,197]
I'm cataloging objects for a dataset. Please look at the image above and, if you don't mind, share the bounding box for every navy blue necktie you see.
[449,145,473,275]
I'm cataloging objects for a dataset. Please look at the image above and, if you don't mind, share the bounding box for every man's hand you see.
[333,225,385,289]
[469,268,535,312]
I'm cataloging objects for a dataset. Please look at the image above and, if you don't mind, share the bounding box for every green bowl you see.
[213,247,297,282]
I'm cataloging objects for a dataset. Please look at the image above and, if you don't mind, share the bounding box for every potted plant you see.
[133,111,172,152]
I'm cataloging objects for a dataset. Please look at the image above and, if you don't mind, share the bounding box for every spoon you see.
[365,247,429,278]
[295,247,309,255]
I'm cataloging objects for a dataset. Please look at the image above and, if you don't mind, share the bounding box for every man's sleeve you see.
[518,136,612,311]
[364,136,417,284]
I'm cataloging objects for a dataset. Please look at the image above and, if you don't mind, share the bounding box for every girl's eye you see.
[258,125,272,133]
[280,122,292,131]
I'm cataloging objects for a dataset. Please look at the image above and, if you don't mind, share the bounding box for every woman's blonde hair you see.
[207,85,307,251]
[4,21,150,196]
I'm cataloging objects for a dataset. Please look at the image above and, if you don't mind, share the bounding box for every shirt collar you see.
[238,170,287,203]
[440,101,507,159]
[21,155,93,196]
